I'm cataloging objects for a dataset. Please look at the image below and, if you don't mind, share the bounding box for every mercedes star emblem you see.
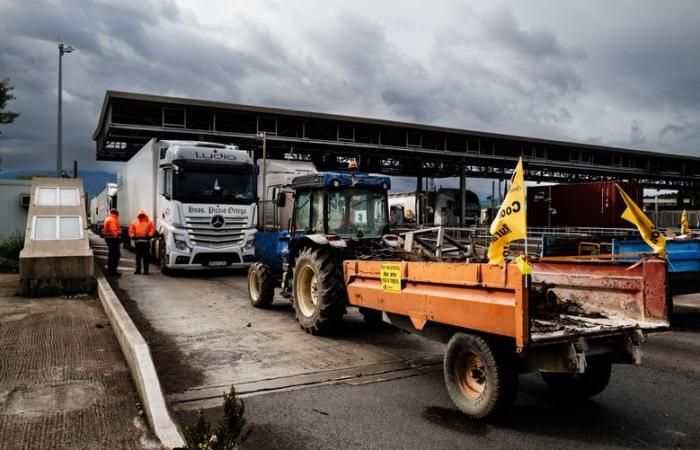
[211,215,225,229]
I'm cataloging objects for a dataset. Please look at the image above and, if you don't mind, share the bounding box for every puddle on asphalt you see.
[422,406,489,437]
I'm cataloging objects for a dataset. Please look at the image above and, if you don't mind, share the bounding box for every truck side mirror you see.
[276,192,286,207]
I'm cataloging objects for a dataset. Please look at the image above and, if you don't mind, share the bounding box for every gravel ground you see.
[0,274,163,450]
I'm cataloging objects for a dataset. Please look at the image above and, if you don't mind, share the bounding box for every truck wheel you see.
[159,241,171,275]
[292,247,346,335]
[444,333,518,420]
[360,307,384,327]
[541,356,612,399]
[248,262,275,308]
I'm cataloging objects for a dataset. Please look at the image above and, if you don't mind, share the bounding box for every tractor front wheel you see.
[292,247,346,334]
[248,262,275,308]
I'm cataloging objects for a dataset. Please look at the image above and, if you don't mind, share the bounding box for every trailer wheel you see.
[292,247,346,335]
[444,333,518,420]
[541,356,612,400]
[248,262,275,308]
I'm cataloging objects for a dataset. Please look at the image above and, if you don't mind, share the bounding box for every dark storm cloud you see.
[0,1,698,174]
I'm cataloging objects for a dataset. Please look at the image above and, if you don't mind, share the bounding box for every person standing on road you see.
[128,209,156,275]
[103,208,122,276]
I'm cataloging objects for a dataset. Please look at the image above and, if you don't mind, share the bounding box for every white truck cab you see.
[118,139,257,271]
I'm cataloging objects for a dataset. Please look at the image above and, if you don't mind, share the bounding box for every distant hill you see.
[0,170,116,199]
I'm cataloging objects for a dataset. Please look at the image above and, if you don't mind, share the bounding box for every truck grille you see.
[185,217,247,248]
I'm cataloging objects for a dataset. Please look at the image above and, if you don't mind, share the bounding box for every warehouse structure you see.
[94,91,700,188]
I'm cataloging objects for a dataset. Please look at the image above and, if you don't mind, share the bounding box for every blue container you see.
[612,239,700,273]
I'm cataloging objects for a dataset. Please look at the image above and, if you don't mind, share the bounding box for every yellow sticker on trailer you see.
[380,263,402,293]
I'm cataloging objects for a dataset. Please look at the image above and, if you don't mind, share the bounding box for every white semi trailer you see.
[89,182,118,235]
[117,139,257,272]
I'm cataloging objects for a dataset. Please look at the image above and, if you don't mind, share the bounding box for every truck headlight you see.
[243,235,255,252]
[174,237,189,251]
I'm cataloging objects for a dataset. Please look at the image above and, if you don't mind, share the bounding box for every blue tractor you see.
[247,168,400,334]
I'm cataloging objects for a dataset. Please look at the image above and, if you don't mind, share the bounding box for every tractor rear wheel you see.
[248,262,275,308]
[292,247,346,334]
[444,333,518,420]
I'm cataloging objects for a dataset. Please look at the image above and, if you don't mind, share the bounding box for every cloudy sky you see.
[1,0,699,180]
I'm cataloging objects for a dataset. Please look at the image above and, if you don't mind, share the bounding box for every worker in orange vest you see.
[103,208,122,276]
[128,209,156,274]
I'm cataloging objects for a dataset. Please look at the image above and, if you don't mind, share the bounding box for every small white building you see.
[0,179,32,238]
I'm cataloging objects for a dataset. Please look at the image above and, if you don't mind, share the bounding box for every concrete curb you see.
[95,267,187,449]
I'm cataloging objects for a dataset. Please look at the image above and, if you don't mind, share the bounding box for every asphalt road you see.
[92,235,700,449]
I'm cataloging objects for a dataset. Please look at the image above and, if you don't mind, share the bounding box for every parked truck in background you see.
[117,139,257,272]
[389,188,481,227]
[89,182,118,235]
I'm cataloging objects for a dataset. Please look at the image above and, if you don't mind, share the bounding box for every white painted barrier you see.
[95,268,187,449]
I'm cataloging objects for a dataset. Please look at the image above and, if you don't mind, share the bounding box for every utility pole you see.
[57,42,74,177]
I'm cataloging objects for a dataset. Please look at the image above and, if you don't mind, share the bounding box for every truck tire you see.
[541,356,612,400]
[159,240,171,275]
[444,333,518,420]
[292,247,346,335]
[248,262,275,308]
[360,307,384,327]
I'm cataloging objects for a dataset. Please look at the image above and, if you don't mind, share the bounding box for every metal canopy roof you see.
[94,90,700,189]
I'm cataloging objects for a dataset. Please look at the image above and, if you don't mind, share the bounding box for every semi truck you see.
[117,139,257,272]
[89,182,117,235]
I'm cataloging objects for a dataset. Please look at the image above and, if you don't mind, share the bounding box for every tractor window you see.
[311,194,324,232]
[294,193,312,231]
[327,189,388,238]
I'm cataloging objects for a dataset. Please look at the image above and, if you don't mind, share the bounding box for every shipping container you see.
[527,181,643,228]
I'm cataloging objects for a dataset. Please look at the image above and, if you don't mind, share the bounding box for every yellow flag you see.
[488,158,526,264]
[615,183,666,257]
[681,209,690,235]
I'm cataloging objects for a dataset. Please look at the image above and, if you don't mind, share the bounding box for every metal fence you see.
[648,210,700,229]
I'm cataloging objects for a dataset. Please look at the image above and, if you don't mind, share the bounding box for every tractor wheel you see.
[360,307,384,327]
[541,356,612,400]
[248,262,275,308]
[292,247,346,334]
[444,333,518,420]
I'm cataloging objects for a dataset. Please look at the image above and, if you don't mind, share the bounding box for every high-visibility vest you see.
[103,215,121,238]
[129,218,155,238]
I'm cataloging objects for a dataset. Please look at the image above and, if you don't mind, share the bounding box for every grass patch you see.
[0,235,23,273]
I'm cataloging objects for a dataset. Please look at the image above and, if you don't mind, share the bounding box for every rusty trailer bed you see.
[343,259,669,349]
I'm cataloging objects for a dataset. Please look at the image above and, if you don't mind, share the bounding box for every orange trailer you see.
[343,258,668,419]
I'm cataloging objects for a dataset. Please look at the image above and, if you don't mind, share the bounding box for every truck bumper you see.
[167,247,255,270]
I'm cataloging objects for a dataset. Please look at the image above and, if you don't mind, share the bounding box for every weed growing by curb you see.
[186,386,246,450]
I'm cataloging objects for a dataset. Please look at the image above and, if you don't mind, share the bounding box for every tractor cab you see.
[290,171,391,240]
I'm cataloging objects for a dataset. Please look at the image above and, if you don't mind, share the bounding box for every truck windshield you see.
[173,164,255,205]
[327,189,388,238]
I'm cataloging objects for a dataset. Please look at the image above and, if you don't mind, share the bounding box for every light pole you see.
[57,42,74,177]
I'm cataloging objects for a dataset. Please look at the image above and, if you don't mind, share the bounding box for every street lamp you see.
[57,42,74,177]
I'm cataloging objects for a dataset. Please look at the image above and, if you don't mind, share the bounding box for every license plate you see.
[208,261,228,267]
